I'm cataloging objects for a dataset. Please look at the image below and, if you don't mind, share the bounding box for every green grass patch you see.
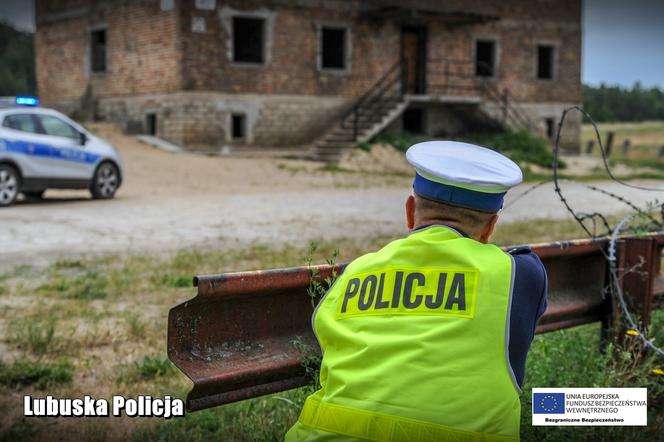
[520,310,664,441]
[10,319,57,355]
[125,312,146,340]
[132,388,310,442]
[364,129,561,170]
[463,130,562,169]
[0,359,73,389]
[134,356,175,380]
[362,131,429,153]
[0,418,38,442]
[38,269,108,300]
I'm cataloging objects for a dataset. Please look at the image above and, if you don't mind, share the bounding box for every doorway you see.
[401,26,427,94]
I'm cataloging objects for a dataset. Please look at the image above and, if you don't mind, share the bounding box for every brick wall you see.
[35,0,582,150]
[178,0,399,97]
[35,0,180,109]
[175,0,580,104]
[98,92,350,149]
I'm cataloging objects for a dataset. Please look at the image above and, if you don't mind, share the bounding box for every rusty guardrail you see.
[168,234,664,412]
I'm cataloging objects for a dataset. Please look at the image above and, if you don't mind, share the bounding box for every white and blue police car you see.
[0,96,123,207]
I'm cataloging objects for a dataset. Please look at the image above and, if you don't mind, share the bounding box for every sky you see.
[1,0,663,88]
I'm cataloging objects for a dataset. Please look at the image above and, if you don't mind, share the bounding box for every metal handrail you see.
[327,57,536,146]
[335,59,403,140]
[426,58,533,130]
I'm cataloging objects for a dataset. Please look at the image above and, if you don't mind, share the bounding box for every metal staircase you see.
[312,59,534,162]
[313,61,406,162]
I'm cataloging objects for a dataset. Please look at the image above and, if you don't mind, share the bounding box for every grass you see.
[0,359,73,390]
[520,311,664,441]
[10,319,59,356]
[133,356,175,380]
[0,224,662,440]
[582,120,664,162]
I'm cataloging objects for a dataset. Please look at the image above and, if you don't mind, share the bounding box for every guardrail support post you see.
[615,237,658,344]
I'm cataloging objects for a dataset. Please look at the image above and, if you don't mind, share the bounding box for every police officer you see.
[286,141,548,442]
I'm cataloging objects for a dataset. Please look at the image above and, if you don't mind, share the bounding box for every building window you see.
[537,45,555,80]
[320,27,347,70]
[403,108,425,134]
[232,17,265,63]
[231,114,246,140]
[545,117,556,139]
[90,29,107,73]
[475,40,495,77]
[146,113,157,135]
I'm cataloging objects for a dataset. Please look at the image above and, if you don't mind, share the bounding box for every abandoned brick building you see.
[35,0,582,158]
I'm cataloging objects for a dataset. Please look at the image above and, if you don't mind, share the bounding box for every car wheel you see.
[0,165,19,207]
[91,162,120,199]
[24,190,45,200]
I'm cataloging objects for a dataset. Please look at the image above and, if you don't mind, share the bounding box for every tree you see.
[0,21,36,96]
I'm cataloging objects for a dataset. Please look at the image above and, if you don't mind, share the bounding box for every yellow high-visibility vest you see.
[286,226,521,442]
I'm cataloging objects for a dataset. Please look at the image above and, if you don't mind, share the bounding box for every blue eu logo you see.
[533,393,565,414]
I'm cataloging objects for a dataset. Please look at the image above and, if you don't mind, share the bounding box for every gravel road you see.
[3,180,664,272]
[2,125,663,272]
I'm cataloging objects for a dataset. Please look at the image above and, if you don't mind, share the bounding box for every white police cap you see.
[406,140,522,213]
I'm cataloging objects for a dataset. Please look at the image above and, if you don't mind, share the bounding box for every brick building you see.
[35,0,582,157]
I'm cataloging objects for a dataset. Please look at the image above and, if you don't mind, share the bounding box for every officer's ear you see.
[405,195,415,230]
[478,214,499,243]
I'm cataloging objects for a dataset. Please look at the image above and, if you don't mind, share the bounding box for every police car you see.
[0,96,123,207]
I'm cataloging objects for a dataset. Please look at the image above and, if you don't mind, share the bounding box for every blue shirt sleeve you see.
[507,248,548,388]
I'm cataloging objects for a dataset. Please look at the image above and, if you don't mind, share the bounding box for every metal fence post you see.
[614,237,658,347]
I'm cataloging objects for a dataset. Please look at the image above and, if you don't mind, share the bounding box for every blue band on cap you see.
[413,173,505,212]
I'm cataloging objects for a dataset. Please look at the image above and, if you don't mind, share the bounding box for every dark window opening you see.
[475,40,495,77]
[545,117,556,139]
[146,113,157,135]
[233,17,265,63]
[232,114,246,140]
[321,27,346,69]
[403,108,425,135]
[90,29,107,73]
[537,45,554,80]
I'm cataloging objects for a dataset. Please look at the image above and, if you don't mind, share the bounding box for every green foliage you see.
[369,129,559,169]
[38,269,108,300]
[0,359,73,389]
[134,356,175,380]
[0,21,35,96]
[125,312,146,339]
[132,388,308,442]
[11,319,57,355]
[464,130,561,169]
[366,131,429,152]
[304,241,339,307]
[0,418,38,442]
[583,83,664,123]
[520,311,664,441]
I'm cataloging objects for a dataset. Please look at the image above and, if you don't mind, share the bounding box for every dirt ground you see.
[3,124,664,272]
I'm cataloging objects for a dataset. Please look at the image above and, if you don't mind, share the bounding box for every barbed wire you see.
[608,215,664,357]
[552,106,664,358]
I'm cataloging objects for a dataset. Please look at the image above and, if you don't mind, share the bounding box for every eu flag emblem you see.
[533,393,565,414]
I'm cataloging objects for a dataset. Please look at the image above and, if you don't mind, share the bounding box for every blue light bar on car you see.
[15,96,40,106]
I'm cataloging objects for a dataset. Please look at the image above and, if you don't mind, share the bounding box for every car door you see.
[0,113,53,178]
[34,114,97,179]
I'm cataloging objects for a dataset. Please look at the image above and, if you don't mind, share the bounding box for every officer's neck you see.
[412,220,472,239]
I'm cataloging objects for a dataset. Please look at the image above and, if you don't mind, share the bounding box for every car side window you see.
[2,114,41,134]
[38,115,80,142]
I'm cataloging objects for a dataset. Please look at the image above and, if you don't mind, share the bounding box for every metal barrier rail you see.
[168,234,664,412]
